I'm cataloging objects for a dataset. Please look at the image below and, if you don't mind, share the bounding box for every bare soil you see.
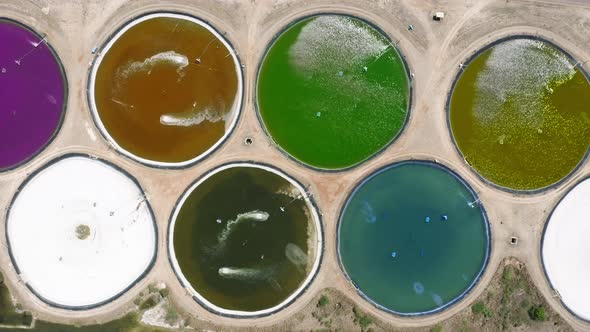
[175,258,573,332]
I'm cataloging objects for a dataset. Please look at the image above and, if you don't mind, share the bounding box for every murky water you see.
[0,20,65,170]
[339,162,489,314]
[450,38,590,190]
[258,15,409,169]
[93,15,239,164]
[172,166,316,312]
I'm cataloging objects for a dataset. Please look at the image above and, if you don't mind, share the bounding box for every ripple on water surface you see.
[258,15,410,169]
[339,162,489,314]
[171,165,318,313]
[450,38,590,191]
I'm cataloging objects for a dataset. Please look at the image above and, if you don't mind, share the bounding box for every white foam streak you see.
[160,106,223,127]
[117,51,188,79]
[218,210,270,244]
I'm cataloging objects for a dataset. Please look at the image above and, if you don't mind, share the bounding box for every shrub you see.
[431,324,443,332]
[471,301,485,314]
[353,307,373,331]
[139,295,159,310]
[159,288,170,298]
[528,305,547,321]
[165,306,178,324]
[148,284,158,293]
[503,266,514,282]
[317,295,330,307]
[22,312,32,326]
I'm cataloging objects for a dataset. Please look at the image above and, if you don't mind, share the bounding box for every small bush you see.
[159,288,170,298]
[471,301,492,318]
[358,316,373,330]
[528,305,547,321]
[352,307,373,331]
[430,324,443,332]
[317,295,330,307]
[22,312,32,326]
[503,266,514,282]
[165,306,178,324]
[148,284,158,293]
[471,301,485,314]
[139,295,159,310]
[459,319,471,332]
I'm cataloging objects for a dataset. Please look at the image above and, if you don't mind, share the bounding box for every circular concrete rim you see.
[4,152,158,311]
[540,175,590,323]
[336,159,491,316]
[167,162,324,318]
[88,12,244,169]
[445,34,590,195]
[0,17,68,174]
[254,12,414,173]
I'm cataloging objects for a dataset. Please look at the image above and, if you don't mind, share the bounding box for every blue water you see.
[339,162,489,314]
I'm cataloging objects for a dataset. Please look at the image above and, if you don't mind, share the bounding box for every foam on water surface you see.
[450,38,590,190]
[289,16,388,74]
[117,51,188,80]
[474,39,574,125]
[91,15,241,165]
[258,15,410,169]
[159,103,224,127]
[170,165,320,314]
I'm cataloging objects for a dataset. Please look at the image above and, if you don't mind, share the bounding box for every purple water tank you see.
[0,19,66,171]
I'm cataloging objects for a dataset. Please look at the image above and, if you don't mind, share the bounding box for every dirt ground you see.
[0,0,590,331]
[174,258,571,332]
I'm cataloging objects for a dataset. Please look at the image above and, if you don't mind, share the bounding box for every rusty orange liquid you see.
[94,17,238,163]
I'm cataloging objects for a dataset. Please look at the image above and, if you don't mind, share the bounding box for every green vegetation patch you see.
[317,294,330,308]
[353,306,374,331]
[528,305,547,321]
[31,313,171,332]
[0,273,33,328]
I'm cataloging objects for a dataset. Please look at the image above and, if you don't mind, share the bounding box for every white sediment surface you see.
[168,162,323,317]
[7,156,156,308]
[542,178,590,321]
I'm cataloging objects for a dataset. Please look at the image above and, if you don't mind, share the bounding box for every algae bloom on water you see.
[450,38,590,191]
[258,15,410,170]
[170,164,321,314]
[90,13,241,166]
